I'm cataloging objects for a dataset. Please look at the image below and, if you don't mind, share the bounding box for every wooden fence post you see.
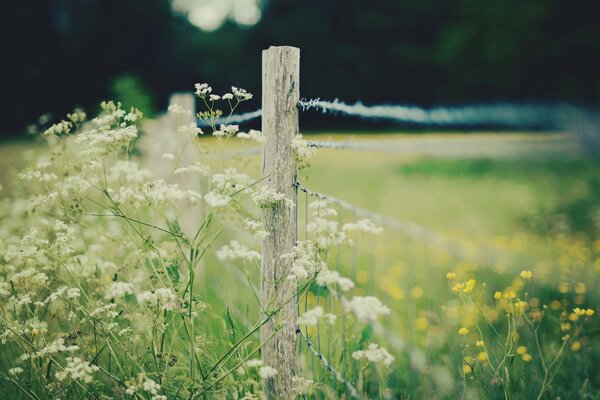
[261,46,300,399]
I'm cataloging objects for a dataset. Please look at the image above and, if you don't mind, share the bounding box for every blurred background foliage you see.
[2,0,599,139]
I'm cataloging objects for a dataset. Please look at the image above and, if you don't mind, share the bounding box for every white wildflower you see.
[168,104,192,116]
[244,219,269,240]
[8,367,24,376]
[137,288,180,310]
[161,152,175,160]
[298,306,324,326]
[195,83,212,97]
[231,86,253,101]
[222,93,234,100]
[209,94,221,101]
[352,343,395,367]
[237,129,264,143]
[55,357,99,383]
[344,296,391,322]
[178,123,203,139]
[252,186,292,209]
[204,191,231,208]
[316,269,354,292]
[105,282,134,299]
[292,135,315,168]
[214,124,239,138]
[217,241,261,262]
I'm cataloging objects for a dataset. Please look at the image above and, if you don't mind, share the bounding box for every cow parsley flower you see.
[217,241,261,262]
[316,269,354,292]
[204,191,231,208]
[178,123,203,139]
[105,282,134,299]
[195,83,212,97]
[298,306,324,326]
[237,129,264,143]
[55,357,99,383]
[344,296,391,322]
[168,103,192,116]
[231,86,253,101]
[352,343,395,367]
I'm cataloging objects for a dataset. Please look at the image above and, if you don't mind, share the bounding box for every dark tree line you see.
[2,0,599,138]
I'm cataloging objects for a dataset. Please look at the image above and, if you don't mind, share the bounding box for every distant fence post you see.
[261,45,300,399]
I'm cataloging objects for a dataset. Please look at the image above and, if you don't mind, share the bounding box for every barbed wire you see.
[297,98,578,129]
[193,97,596,131]
[296,327,361,399]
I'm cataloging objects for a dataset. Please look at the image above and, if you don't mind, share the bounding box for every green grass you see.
[2,132,599,399]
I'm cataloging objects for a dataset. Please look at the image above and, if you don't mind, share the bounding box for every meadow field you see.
[1,126,599,399]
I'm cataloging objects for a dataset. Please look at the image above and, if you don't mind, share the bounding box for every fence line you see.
[297,98,575,128]
[197,98,596,130]
[296,327,360,399]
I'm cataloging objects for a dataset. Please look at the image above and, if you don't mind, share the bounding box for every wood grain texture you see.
[260,46,299,399]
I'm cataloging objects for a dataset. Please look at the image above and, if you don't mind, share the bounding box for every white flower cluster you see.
[174,161,210,176]
[307,200,348,249]
[137,288,180,310]
[217,241,261,262]
[297,306,336,326]
[195,83,212,97]
[344,296,391,322]
[108,161,152,184]
[281,241,325,280]
[105,282,134,299]
[231,86,253,101]
[55,356,99,383]
[292,135,315,169]
[44,120,72,136]
[168,103,192,116]
[237,129,264,143]
[316,269,354,292]
[204,191,231,208]
[244,219,269,240]
[213,124,239,138]
[212,167,253,195]
[126,374,166,400]
[178,122,203,139]
[352,343,395,367]
[252,186,293,209]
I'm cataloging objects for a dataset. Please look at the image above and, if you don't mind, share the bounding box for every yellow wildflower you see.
[516,346,527,355]
[573,308,586,316]
[446,272,457,280]
[463,364,472,374]
[570,341,582,351]
[451,283,465,293]
[503,289,517,299]
[586,308,595,316]
[493,291,502,300]
[521,353,533,362]
[458,327,469,336]
[477,352,488,362]
[520,270,533,280]
[463,279,476,293]
[515,300,528,313]
[476,340,485,348]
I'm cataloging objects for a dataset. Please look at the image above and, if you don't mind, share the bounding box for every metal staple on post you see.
[260,45,300,399]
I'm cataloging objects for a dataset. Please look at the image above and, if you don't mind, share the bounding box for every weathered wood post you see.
[261,46,299,399]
